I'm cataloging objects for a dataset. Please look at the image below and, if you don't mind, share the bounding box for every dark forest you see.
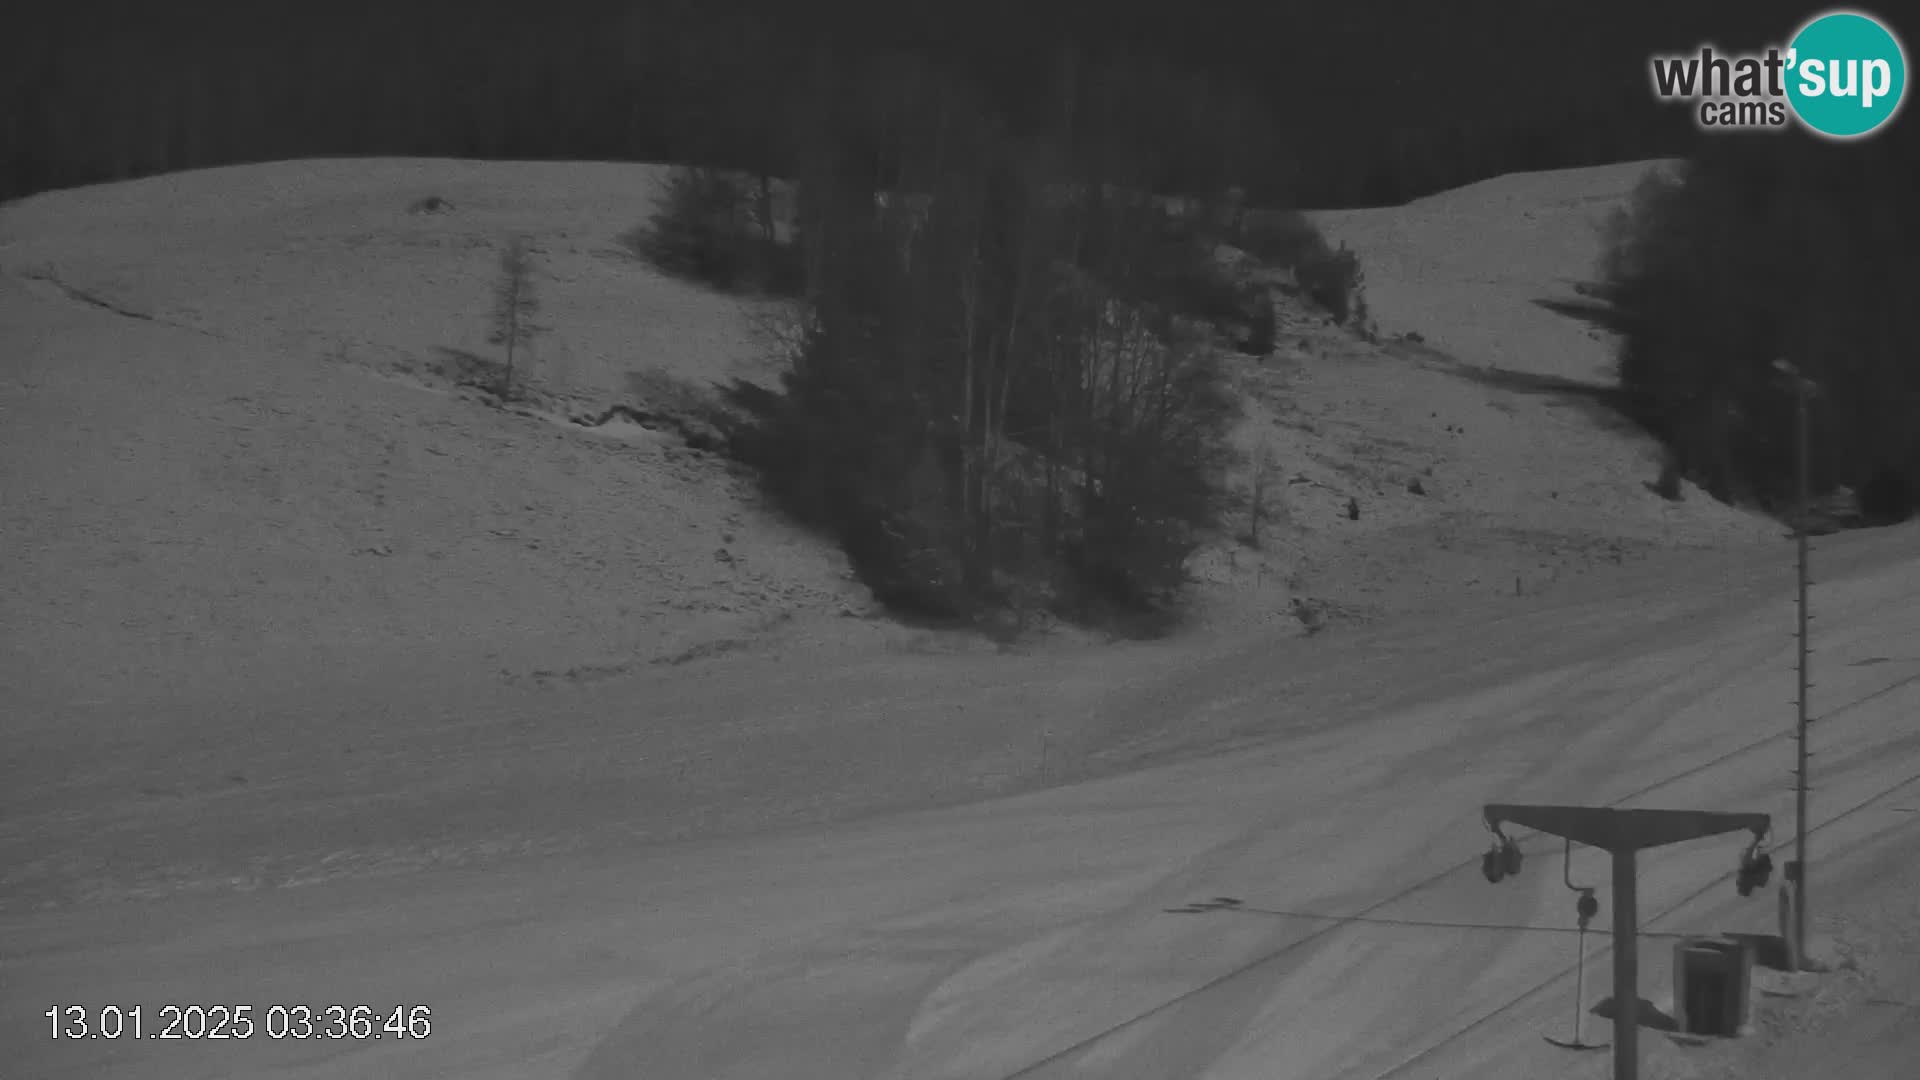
[6,0,1817,208]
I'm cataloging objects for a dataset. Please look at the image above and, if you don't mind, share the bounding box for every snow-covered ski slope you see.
[3,157,1914,1079]
[6,522,1917,1079]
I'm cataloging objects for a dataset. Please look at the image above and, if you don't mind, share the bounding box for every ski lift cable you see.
[990,672,1920,1080]
[1362,764,1920,1080]
[999,761,1918,1080]
[1182,904,1703,940]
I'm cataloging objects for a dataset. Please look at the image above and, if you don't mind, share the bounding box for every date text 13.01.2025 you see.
[45,1004,434,1041]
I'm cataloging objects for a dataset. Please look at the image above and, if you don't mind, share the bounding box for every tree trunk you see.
[756,172,775,245]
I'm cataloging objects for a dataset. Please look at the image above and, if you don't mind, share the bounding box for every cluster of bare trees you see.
[1597,124,1920,523]
[716,49,1256,626]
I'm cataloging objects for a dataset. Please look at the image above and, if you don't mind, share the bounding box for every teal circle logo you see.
[1786,10,1908,138]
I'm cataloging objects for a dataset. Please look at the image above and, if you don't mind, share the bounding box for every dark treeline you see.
[7,0,1817,209]
[1597,120,1920,524]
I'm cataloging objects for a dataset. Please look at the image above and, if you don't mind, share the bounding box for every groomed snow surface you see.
[2,158,1914,1079]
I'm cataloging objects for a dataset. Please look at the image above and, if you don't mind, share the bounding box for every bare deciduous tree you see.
[720,48,1250,627]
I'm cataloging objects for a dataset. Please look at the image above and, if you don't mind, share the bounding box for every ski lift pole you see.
[1775,356,1817,967]
[1793,367,1810,967]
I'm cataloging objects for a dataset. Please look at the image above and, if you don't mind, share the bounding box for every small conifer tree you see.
[488,234,539,399]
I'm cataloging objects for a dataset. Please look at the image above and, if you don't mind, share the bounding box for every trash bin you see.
[1673,936,1754,1036]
